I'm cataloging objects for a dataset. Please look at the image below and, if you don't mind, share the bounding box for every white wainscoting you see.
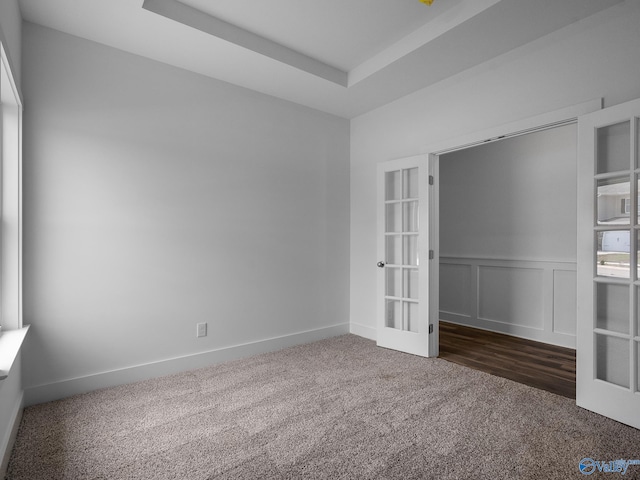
[440,257,576,348]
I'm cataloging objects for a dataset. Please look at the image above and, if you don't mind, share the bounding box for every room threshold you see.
[438,321,576,399]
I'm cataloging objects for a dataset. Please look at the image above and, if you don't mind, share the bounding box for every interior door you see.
[377,155,436,357]
[577,98,640,429]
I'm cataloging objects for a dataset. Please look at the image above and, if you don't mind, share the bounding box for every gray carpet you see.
[6,334,640,479]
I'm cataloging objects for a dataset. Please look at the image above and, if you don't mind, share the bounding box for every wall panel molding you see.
[440,257,576,348]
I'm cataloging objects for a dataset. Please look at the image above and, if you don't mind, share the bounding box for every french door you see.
[376,155,437,357]
[577,98,640,429]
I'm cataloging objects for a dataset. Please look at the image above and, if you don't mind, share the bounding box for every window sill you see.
[0,325,30,381]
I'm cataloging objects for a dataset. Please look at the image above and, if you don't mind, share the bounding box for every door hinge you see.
[429,250,434,260]
[429,175,434,185]
[429,324,434,334]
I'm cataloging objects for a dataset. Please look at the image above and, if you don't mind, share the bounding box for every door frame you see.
[376,99,601,359]
[424,99,602,158]
[422,99,602,356]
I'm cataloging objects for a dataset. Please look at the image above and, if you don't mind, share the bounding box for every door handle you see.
[377,261,385,268]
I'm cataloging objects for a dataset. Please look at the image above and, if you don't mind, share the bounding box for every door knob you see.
[377,261,385,268]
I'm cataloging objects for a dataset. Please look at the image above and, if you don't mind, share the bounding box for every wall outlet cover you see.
[197,322,207,338]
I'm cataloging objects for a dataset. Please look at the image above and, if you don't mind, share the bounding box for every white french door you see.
[376,155,437,357]
[577,98,640,429]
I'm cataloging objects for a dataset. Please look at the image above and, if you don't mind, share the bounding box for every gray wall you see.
[349,1,640,339]
[440,125,577,262]
[0,0,21,84]
[0,0,22,473]
[22,24,350,403]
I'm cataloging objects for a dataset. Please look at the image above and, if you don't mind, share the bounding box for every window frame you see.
[0,41,23,333]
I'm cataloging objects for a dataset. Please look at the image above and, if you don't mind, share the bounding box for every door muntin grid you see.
[593,118,639,392]
[385,167,419,333]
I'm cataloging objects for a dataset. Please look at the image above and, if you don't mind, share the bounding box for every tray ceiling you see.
[18,0,624,118]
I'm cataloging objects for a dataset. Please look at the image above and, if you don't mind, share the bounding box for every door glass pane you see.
[403,201,419,232]
[636,176,640,225]
[385,300,401,329]
[637,287,640,333]
[385,268,401,297]
[636,341,640,393]
[636,119,639,169]
[403,235,418,266]
[404,302,418,333]
[403,168,418,199]
[596,283,629,334]
[595,334,629,388]
[385,235,401,265]
[597,177,630,225]
[637,234,640,280]
[404,269,419,299]
[597,231,630,278]
[597,121,630,174]
[385,203,401,232]
[382,163,422,339]
[385,171,401,201]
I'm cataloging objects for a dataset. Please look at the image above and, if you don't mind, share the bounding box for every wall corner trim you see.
[0,391,23,479]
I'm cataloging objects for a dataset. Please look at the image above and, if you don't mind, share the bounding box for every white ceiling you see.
[18,0,624,118]
[178,0,442,72]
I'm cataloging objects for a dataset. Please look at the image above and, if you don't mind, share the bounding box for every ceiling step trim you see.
[142,0,348,87]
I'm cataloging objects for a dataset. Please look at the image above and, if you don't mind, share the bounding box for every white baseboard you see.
[440,315,576,349]
[24,323,350,406]
[0,391,23,479]
[350,322,377,341]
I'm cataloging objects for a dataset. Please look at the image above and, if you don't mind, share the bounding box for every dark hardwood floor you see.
[439,321,576,399]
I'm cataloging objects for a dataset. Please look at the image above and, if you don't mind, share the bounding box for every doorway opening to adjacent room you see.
[436,122,578,398]
[431,97,640,429]
[377,102,600,362]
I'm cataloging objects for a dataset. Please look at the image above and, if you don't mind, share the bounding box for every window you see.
[0,43,23,333]
[622,198,630,214]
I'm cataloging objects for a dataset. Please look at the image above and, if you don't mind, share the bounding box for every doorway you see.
[377,100,601,360]
[436,122,578,396]
[438,123,578,348]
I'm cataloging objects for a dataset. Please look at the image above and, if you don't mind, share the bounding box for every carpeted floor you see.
[6,334,640,479]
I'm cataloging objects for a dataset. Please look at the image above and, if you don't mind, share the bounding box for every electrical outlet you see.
[196,322,207,338]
